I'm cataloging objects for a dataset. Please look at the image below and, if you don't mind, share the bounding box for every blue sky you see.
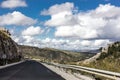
[0,0,120,50]
[1,0,120,21]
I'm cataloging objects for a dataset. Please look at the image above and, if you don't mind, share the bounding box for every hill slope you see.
[0,29,22,65]
[82,41,120,72]
[19,45,95,64]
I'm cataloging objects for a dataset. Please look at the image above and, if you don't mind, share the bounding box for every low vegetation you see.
[81,41,120,72]
[0,30,22,65]
[0,30,10,39]
[19,45,95,64]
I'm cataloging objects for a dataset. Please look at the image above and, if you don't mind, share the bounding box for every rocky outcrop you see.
[82,41,120,72]
[82,44,113,64]
[0,29,22,65]
[82,52,101,64]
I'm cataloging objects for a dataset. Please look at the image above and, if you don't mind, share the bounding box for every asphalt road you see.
[0,60,65,80]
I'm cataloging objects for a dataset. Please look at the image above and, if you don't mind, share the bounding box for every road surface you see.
[0,60,65,80]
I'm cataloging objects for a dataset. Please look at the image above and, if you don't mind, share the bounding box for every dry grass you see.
[0,30,10,39]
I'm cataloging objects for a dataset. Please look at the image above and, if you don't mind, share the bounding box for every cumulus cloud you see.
[41,2,75,15]
[55,25,98,39]
[1,0,27,9]
[10,27,111,50]
[0,11,37,26]
[9,2,119,50]
[12,35,34,45]
[41,2,78,26]
[15,26,44,45]
[41,3,120,40]
[11,26,111,50]
[22,26,43,36]
[40,39,111,50]
[12,34,111,50]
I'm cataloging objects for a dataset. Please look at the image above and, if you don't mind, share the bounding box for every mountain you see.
[0,27,96,65]
[19,45,95,64]
[0,28,22,65]
[74,49,100,54]
[81,41,120,72]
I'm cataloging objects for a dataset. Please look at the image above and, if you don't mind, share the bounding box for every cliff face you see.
[0,30,22,65]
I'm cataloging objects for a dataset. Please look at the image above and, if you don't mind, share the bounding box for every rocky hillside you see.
[0,29,22,65]
[82,41,120,72]
[19,45,95,64]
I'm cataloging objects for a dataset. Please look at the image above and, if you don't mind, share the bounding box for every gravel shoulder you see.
[42,63,95,80]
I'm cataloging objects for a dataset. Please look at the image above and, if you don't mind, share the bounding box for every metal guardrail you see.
[46,62,120,80]
[0,60,25,69]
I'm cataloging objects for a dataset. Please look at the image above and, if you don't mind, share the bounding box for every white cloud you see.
[11,27,111,50]
[22,36,34,43]
[81,40,92,47]
[1,0,27,9]
[41,2,77,27]
[55,25,98,39]
[12,35,111,50]
[9,2,119,50]
[22,26,43,36]
[91,4,120,18]
[0,11,37,26]
[11,26,111,50]
[94,40,110,46]
[41,3,120,40]
[44,12,77,26]
[41,2,74,15]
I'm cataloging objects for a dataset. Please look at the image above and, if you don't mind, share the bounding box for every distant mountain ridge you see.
[73,49,100,54]
[19,45,95,64]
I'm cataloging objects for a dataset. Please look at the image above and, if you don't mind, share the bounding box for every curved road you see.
[0,60,65,80]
